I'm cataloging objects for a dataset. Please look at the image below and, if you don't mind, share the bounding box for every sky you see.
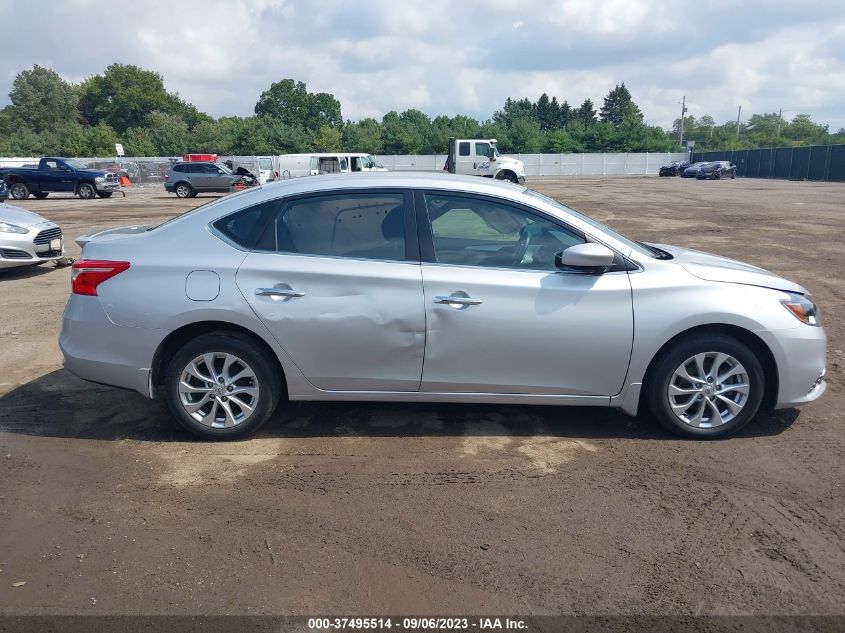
[1,0,843,131]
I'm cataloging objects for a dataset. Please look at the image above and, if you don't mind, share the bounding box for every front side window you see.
[203,164,222,174]
[256,193,406,261]
[475,142,490,157]
[259,158,272,170]
[425,193,584,271]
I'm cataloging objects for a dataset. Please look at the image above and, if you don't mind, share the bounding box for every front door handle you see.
[433,294,482,306]
[255,287,305,298]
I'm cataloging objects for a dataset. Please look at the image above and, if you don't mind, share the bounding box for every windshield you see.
[64,159,88,170]
[524,190,656,258]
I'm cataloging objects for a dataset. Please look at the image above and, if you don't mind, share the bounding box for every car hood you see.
[76,224,155,247]
[652,243,807,294]
[0,203,51,229]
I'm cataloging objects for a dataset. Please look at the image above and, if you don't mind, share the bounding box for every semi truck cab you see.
[445,138,526,184]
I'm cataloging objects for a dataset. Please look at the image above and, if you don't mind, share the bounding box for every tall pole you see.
[776,107,782,139]
[679,95,687,147]
[735,105,742,141]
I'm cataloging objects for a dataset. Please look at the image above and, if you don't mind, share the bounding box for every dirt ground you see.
[0,178,842,617]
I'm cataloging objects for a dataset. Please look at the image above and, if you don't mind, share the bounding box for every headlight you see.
[95,176,105,183]
[781,292,820,326]
[0,221,28,234]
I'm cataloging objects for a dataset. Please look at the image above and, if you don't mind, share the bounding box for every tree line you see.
[1,64,842,158]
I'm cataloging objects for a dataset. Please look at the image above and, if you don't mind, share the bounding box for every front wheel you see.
[646,334,765,439]
[9,182,29,199]
[77,182,96,199]
[163,332,282,440]
[97,191,113,198]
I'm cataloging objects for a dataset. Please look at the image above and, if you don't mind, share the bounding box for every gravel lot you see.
[0,178,843,616]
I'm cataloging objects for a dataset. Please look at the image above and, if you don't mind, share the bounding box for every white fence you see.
[375,152,688,176]
[1,152,689,180]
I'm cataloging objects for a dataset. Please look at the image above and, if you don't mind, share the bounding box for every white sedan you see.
[0,203,67,270]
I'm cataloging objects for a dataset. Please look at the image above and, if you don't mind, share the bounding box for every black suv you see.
[659,161,690,176]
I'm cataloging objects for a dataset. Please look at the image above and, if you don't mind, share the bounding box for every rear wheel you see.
[163,332,282,440]
[32,192,49,199]
[77,182,96,199]
[646,334,764,439]
[174,182,193,198]
[97,191,113,198]
[9,182,29,199]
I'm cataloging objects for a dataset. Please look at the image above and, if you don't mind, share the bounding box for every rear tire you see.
[646,334,765,439]
[97,191,113,198]
[9,182,29,199]
[77,182,96,199]
[163,332,282,440]
[32,192,49,199]
[174,182,193,198]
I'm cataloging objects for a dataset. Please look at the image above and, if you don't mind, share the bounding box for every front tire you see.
[163,332,282,440]
[9,182,29,199]
[77,182,96,199]
[646,334,765,439]
[498,171,519,184]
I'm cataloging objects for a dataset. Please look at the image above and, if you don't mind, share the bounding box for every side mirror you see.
[555,243,615,273]
[488,148,496,161]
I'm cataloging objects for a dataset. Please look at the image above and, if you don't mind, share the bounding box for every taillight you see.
[71,260,130,296]
[165,173,169,181]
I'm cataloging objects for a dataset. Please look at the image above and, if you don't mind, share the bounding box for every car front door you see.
[42,159,75,192]
[473,142,494,177]
[416,191,634,396]
[235,189,425,392]
[204,163,231,191]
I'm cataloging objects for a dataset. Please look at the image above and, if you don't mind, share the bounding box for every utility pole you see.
[735,105,742,141]
[679,95,687,147]
[776,107,783,139]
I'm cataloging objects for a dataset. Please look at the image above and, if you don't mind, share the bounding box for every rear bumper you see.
[59,294,163,397]
[164,183,175,193]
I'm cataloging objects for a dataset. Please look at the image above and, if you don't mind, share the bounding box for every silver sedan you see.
[60,173,826,439]
[0,203,65,270]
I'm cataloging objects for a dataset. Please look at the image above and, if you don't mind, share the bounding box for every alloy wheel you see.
[667,352,749,428]
[178,352,260,428]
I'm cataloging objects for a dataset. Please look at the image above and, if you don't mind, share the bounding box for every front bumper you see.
[757,323,827,409]
[60,294,163,397]
[0,222,64,269]
[697,172,718,180]
[517,176,526,185]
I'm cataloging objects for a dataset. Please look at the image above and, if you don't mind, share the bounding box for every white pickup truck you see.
[444,138,526,184]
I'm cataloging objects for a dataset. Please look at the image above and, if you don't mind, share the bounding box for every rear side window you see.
[212,201,277,249]
[459,142,470,156]
[256,193,406,261]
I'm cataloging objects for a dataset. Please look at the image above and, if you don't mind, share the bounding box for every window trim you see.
[212,187,420,263]
[414,189,633,274]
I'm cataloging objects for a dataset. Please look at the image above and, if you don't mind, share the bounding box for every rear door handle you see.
[255,287,305,298]
[433,295,482,306]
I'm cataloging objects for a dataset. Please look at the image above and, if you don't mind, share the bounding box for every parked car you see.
[0,203,65,269]
[697,161,737,180]
[164,162,242,198]
[61,173,826,441]
[0,157,120,199]
[681,162,710,178]
[0,180,8,201]
[659,161,690,177]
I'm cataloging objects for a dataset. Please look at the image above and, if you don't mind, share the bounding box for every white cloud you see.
[0,0,843,129]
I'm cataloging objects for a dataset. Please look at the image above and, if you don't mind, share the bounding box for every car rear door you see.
[234,189,426,392]
[416,190,634,396]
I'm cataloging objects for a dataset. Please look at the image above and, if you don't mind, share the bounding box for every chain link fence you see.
[692,145,845,181]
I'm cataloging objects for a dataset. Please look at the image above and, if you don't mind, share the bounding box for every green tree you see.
[576,99,597,127]
[8,65,79,133]
[599,84,641,128]
[255,79,342,131]
[313,125,343,151]
[342,118,383,153]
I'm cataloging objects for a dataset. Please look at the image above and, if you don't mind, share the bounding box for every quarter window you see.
[256,193,407,261]
[425,193,584,271]
[212,201,277,249]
